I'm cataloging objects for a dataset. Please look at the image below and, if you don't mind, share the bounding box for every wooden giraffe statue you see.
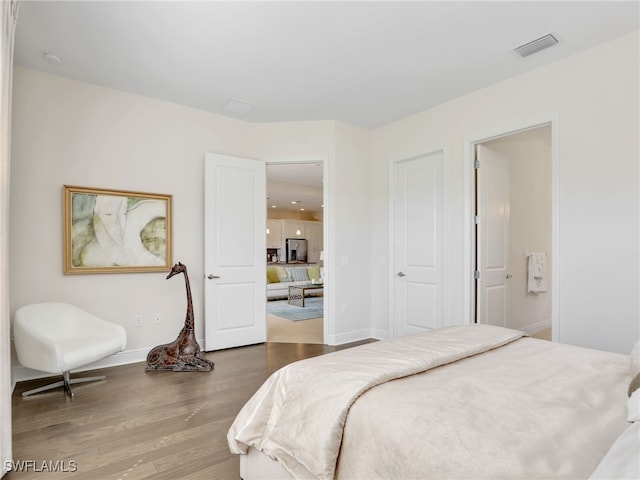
[145,262,214,372]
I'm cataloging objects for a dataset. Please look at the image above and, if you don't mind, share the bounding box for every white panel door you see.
[393,151,444,336]
[204,153,266,350]
[477,145,510,326]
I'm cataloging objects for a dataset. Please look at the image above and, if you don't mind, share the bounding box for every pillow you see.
[288,267,309,282]
[275,266,291,282]
[307,266,320,281]
[628,372,640,423]
[589,423,640,479]
[266,267,280,284]
[630,340,640,377]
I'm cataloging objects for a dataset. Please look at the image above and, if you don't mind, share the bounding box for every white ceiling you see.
[12,1,639,211]
[267,163,324,215]
[14,1,638,130]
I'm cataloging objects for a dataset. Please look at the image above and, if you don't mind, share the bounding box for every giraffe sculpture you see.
[145,262,214,372]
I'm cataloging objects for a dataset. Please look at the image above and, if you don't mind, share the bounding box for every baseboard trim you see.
[520,318,552,336]
[12,347,149,384]
[370,328,389,340]
[325,328,372,346]
[12,336,212,387]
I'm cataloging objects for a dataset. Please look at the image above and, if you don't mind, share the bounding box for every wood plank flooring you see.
[7,340,373,479]
[267,314,323,344]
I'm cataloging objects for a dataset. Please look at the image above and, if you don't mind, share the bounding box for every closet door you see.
[392,151,444,336]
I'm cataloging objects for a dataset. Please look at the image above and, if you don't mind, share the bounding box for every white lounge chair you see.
[13,302,127,397]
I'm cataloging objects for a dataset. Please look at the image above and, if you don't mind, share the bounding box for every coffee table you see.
[288,283,324,307]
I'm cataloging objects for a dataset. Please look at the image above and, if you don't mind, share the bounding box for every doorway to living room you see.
[266,162,325,344]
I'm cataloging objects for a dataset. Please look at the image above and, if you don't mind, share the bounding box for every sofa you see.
[267,265,323,300]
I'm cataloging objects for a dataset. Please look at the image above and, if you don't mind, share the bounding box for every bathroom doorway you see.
[473,124,553,339]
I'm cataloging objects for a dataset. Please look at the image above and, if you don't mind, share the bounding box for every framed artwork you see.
[63,185,172,274]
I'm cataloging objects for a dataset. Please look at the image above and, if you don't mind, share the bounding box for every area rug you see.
[266,297,323,321]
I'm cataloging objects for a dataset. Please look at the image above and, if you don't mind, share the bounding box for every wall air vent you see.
[513,33,558,58]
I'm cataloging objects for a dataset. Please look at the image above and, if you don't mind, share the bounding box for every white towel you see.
[527,252,547,293]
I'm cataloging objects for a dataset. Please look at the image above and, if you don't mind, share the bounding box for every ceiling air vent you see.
[222,98,255,115]
[513,33,558,58]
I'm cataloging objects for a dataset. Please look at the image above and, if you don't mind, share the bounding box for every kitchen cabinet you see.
[284,220,306,239]
[305,221,323,263]
[266,219,283,249]
[267,219,323,263]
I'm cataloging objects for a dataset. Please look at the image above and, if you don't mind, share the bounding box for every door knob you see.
[207,274,220,279]
[505,274,512,279]
[397,272,406,277]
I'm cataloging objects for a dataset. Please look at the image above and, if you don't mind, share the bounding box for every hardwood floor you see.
[8,340,373,479]
[530,327,552,341]
[267,314,323,344]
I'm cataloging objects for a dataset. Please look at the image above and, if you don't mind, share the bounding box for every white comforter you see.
[227,325,631,480]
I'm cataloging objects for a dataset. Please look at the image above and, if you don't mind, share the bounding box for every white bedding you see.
[228,325,631,480]
[589,423,640,479]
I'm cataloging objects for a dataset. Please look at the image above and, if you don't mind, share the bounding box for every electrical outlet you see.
[134,315,143,327]
[154,313,161,325]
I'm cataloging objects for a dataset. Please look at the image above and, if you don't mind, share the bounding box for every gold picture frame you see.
[63,185,172,274]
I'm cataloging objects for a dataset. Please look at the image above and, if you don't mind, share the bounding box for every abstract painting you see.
[63,185,172,274]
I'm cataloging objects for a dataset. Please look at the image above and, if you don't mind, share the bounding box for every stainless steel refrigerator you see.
[286,238,307,263]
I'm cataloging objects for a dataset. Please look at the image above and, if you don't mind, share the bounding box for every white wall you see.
[484,127,552,333]
[251,120,373,344]
[10,68,373,378]
[10,29,639,382]
[1,2,16,475]
[371,31,639,354]
[328,121,373,344]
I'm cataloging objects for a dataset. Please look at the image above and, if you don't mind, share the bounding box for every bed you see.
[227,325,640,479]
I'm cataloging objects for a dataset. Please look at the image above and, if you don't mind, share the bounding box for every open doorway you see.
[265,162,325,344]
[473,125,553,340]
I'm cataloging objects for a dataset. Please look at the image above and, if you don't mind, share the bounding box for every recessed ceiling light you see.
[43,53,62,65]
[291,200,301,204]
[222,98,255,115]
[271,205,277,208]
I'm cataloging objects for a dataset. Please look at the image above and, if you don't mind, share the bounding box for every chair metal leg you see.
[21,371,107,398]
[21,380,65,397]
[63,370,73,397]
